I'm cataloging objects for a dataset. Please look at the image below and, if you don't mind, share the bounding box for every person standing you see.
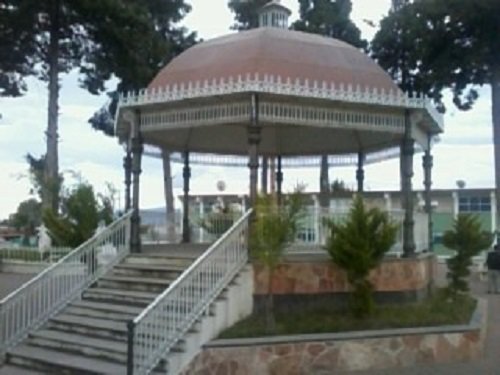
[486,245,500,293]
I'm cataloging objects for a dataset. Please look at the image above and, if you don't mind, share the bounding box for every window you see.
[458,196,491,212]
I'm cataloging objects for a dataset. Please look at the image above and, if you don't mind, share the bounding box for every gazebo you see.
[114,0,443,255]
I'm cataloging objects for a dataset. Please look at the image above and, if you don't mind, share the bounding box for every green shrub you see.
[324,196,398,318]
[251,188,304,332]
[43,182,113,248]
[443,214,492,296]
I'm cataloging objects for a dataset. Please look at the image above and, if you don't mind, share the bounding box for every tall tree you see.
[0,0,192,212]
[371,0,500,201]
[292,0,366,49]
[292,0,366,203]
[88,3,196,236]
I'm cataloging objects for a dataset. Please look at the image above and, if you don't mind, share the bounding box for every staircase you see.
[0,210,253,374]
[0,253,196,374]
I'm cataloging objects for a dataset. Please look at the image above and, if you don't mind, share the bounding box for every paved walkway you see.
[345,268,500,375]
[0,272,35,300]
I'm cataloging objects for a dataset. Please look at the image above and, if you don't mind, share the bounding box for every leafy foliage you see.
[325,196,398,318]
[0,1,194,97]
[331,179,350,192]
[43,183,113,248]
[442,214,492,296]
[251,188,305,332]
[372,0,500,202]
[26,153,62,205]
[1,0,196,210]
[227,0,270,31]
[372,0,499,110]
[292,0,366,49]
[10,198,42,237]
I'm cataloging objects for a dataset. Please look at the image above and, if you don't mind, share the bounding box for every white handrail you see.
[127,209,253,375]
[0,211,133,359]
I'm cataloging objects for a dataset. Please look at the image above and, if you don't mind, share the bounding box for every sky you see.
[0,0,494,220]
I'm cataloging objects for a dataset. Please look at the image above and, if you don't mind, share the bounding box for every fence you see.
[141,206,429,255]
[288,207,407,254]
[127,209,252,375]
[0,247,73,264]
[0,211,132,360]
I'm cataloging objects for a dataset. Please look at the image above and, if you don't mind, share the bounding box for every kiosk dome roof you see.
[148,27,401,94]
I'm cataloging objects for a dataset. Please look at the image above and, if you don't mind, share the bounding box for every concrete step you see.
[28,329,127,363]
[82,287,157,306]
[123,254,194,267]
[64,305,136,322]
[123,253,196,267]
[0,365,46,375]
[70,299,144,316]
[48,314,127,340]
[7,345,126,374]
[113,261,186,277]
[97,274,173,293]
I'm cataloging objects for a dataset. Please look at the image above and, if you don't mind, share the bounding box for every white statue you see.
[37,224,52,252]
[95,220,116,265]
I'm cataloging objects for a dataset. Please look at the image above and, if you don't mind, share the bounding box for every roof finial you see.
[258,0,291,29]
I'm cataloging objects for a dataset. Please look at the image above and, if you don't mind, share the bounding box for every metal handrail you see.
[0,211,133,359]
[127,209,253,375]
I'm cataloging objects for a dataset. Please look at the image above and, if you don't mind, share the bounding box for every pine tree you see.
[325,197,398,317]
[0,0,194,212]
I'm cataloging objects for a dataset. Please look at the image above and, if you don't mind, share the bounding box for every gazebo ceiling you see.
[142,124,403,157]
[148,27,401,95]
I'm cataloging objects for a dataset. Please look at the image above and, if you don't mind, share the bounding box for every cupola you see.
[258,0,291,29]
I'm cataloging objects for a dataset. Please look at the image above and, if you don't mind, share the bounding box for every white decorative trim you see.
[143,145,424,168]
[118,73,444,131]
[259,101,404,132]
[140,101,251,130]
[139,100,404,133]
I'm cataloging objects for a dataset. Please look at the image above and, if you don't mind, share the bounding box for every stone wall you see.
[253,253,436,295]
[180,298,486,375]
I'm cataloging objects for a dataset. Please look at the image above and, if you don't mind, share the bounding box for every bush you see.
[251,188,304,332]
[443,214,492,296]
[43,182,113,248]
[324,196,398,318]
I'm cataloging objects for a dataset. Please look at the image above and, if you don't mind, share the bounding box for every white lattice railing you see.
[289,207,408,255]
[0,211,132,359]
[127,209,252,375]
[117,73,444,131]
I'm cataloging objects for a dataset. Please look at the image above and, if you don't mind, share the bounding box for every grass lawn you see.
[219,290,476,339]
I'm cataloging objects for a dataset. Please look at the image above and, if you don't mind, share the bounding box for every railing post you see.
[127,320,135,375]
[0,303,5,365]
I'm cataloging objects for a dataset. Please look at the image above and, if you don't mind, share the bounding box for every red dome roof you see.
[148,27,401,94]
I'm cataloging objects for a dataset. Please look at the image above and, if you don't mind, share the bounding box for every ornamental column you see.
[248,94,261,207]
[319,155,330,208]
[277,156,283,206]
[182,151,191,243]
[130,111,143,253]
[401,109,415,257]
[356,151,365,194]
[123,140,132,211]
[422,135,434,252]
[261,157,268,194]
